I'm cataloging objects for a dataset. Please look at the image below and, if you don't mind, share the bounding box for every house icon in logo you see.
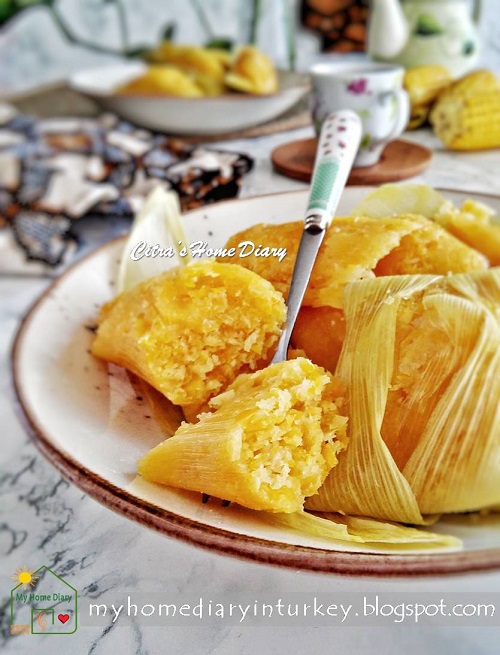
[10,566,78,635]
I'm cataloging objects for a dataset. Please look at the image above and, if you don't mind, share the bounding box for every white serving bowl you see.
[69,61,309,135]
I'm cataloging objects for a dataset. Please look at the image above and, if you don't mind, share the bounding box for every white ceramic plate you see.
[12,188,500,575]
[68,62,308,135]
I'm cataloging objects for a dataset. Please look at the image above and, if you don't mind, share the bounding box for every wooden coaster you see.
[271,138,432,185]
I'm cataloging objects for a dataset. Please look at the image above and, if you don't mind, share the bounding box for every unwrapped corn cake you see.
[222,216,487,309]
[144,42,227,96]
[227,216,488,375]
[347,183,500,267]
[292,306,346,373]
[138,358,348,513]
[92,261,286,407]
[116,65,205,97]
[434,199,500,267]
[225,45,278,95]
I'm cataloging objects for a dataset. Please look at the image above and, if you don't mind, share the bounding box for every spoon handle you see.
[271,110,362,364]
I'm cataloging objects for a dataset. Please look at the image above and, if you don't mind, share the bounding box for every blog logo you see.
[10,565,78,635]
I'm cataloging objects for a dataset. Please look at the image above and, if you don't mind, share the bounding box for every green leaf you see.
[124,45,153,59]
[0,0,54,26]
[161,22,176,41]
[360,133,371,149]
[414,13,444,37]
[205,37,233,51]
[462,40,476,56]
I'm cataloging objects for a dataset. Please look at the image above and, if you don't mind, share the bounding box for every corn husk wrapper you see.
[118,186,190,293]
[307,269,500,521]
[264,511,459,550]
[404,271,500,513]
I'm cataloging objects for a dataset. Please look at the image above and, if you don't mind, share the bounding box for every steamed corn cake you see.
[144,43,227,95]
[222,216,487,310]
[225,45,278,95]
[224,216,488,376]
[116,65,204,97]
[290,210,492,371]
[223,217,423,308]
[306,270,500,519]
[348,183,500,267]
[91,261,286,407]
[434,199,500,267]
[138,358,348,513]
[292,306,346,373]
[373,215,489,276]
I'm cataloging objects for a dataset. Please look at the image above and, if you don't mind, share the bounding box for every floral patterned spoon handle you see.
[271,110,362,364]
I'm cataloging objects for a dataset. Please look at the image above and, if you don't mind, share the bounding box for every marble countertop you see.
[2,126,500,655]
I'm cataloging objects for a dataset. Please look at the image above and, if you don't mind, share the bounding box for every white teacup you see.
[310,61,410,168]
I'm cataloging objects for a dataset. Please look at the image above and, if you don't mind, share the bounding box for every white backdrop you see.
[0,0,498,93]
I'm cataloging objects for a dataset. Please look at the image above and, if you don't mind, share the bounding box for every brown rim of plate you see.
[10,188,500,577]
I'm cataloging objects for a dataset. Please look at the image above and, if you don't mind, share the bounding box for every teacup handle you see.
[380,88,410,144]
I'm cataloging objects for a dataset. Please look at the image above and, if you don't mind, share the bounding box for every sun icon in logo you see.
[11,566,39,591]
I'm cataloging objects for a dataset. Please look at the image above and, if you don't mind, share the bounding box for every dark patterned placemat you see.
[0,107,253,274]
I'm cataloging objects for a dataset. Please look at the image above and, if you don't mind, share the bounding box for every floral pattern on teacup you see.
[346,78,370,95]
[360,133,372,150]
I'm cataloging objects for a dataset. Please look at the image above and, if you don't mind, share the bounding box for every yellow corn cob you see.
[432,69,500,106]
[430,90,500,150]
[408,105,430,130]
[404,65,452,130]
[404,65,452,107]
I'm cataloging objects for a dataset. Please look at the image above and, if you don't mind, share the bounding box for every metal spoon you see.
[271,109,362,364]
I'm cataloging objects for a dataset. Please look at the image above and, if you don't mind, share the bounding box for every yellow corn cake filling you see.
[138,358,348,513]
[374,215,488,276]
[92,260,286,407]
[279,215,488,375]
[381,292,464,470]
[292,306,346,374]
[433,199,500,266]
[222,215,487,310]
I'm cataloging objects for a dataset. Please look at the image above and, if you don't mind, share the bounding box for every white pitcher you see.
[368,0,482,77]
